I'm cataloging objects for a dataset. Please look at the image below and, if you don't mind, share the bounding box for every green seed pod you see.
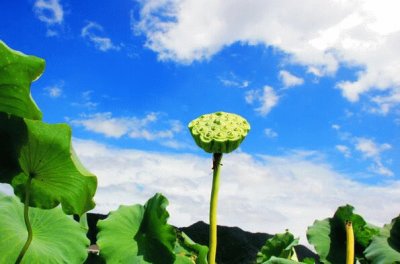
[188,111,250,153]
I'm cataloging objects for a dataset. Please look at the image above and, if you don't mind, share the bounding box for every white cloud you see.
[369,88,400,115]
[355,137,391,158]
[279,70,304,88]
[135,0,400,112]
[220,78,249,88]
[67,138,400,245]
[219,72,250,88]
[245,86,279,116]
[71,90,98,110]
[71,112,185,147]
[44,85,63,98]
[81,22,121,52]
[160,139,195,150]
[336,144,351,158]
[370,160,394,177]
[354,137,393,176]
[33,0,64,36]
[307,66,323,77]
[71,112,130,138]
[332,129,393,176]
[264,128,278,138]
[33,0,64,25]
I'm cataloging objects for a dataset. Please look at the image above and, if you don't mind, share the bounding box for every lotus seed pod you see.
[188,111,250,153]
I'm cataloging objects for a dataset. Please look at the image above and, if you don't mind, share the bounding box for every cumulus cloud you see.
[70,112,184,147]
[135,0,400,112]
[369,88,400,115]
[333,126,393,176]
[62,138,400,245]
[355,137,391,158]
[336,144,351,158]
[71,90,99,110]
[219,72,250,88]
[279,70,304,88]
[44,85,63,98]
[220,78,249,88]
[81,22,121,52]
[264,128,278,138]
[354,137,393,176]
[33,0,63,24]
[33,0,64,36]
[245,86,279,116]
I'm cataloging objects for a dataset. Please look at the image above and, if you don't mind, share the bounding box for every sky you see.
[1,0,400,244]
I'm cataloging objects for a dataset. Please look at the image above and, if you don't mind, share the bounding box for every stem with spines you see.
[15,176,33,264]
[208,153,222,264]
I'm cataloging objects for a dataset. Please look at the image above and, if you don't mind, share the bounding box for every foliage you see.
[256,230,299,263]
[260,256,308,264]
[307,205,380,263]
[96,193,208,264]
[174,231,209,264]
[0,40,97,263]
[364,216,400,263]
[0,194,89,263]
[0,113,97,215]
[0,41,44,120]
[1,40,400,264]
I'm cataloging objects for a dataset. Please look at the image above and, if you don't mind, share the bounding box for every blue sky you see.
[1,0,400,241]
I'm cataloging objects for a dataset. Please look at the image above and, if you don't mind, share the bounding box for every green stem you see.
[15,177,33,264]
[209,153,222,264]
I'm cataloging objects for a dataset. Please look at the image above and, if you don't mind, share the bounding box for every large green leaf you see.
[174,231,209,264]
[0,113,28,180]
[307,219,342,263]
[97,203,148,264]
[0,194,89,263]
[261,256,309,264]
[97,194,204,264]
[256,230,299,263]
[0,40,44,120]
[364,216,400,263]
[138,193,177,261]
[306,205,379,264]
[0,114,97,215]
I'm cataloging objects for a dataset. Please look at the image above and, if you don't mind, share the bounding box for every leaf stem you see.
[209,153,222,264]
[15,177,33,264]
[345,221,354,264]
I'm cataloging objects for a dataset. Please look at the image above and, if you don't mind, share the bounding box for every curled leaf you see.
[97,194,176,264]
[0,114,97,215]
[306,205,379,264]
[364,216,400,263]
[174,231,209,264]
[97,194,208,264]
[0,40,44,120]
[256,230,299,263]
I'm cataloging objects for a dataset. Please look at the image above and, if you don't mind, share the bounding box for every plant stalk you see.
[345,221,354,264]
[15,177,33,264]
[209,153,222,264]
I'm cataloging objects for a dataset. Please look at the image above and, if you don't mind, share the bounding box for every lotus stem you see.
[15,177,33,264]
[209,153,223,264]
[345,221,354,264]
[188,112,250,264]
